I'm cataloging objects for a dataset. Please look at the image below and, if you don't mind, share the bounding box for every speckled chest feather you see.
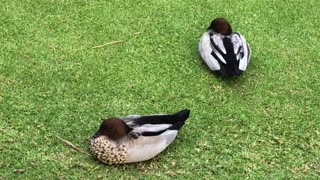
[89,136,128,164]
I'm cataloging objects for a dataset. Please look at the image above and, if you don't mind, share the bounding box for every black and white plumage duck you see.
[89,109,190,164]
[199,18,251,76]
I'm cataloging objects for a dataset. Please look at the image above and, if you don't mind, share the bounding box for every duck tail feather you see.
[174,109,190,122]
[168,121,186,131]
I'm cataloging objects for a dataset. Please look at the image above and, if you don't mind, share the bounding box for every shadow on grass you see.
[198,59,245,85]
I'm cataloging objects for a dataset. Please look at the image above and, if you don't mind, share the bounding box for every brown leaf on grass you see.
[189,164,195,171]
[273,136,285,145]
[13,169,25,174]
[165,169,176,176]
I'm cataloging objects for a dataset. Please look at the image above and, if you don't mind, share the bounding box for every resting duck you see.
[89,109,190,164]
[199,18,251,76]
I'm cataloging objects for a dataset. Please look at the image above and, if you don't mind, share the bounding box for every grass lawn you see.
[1,0,320,179]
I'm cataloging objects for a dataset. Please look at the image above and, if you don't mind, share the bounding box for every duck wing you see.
[231,32,251,71]
[122,109,189,127]
[125,110,190,163]
[122,109,189,138]
[199,32,221,71]
[199,31,251,75]
[126,128,180,163]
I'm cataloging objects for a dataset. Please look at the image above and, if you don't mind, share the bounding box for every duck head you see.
[92,118,133,141]
[207,18,232,35]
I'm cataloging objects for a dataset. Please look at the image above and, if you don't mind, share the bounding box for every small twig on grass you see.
[92,40,124,49]
[56,135,90,156]
[133,32,142,35]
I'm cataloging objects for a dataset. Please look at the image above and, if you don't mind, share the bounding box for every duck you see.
[89,109,190,164]
[198,18,251,76]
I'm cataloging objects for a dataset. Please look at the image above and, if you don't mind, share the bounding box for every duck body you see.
[199,18,251,76]
[90,109,190,164]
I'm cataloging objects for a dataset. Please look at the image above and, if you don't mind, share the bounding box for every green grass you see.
[1,0,320,179]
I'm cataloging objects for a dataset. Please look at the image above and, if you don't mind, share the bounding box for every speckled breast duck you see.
[89,109,190,164]
[199,18,251,76]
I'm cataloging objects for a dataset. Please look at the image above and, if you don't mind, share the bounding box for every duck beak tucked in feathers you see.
[92,118,133,141]
[199,17,251,76]
[90,109,190,164]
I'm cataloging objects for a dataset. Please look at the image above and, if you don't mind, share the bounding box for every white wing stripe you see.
[238,34,251,71]
[199,32,221,70]
[133,124,172,133]
[212,34,226,54]
[211,45,227,64]
[231,34,241,55]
